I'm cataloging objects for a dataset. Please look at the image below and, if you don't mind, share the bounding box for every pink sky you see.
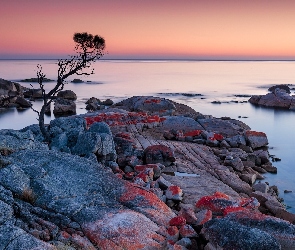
[1,0,295,59]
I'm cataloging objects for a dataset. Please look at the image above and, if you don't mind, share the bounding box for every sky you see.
[1,0,295,60]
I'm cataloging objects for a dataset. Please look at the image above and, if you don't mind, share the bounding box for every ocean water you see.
[0,59,295,212]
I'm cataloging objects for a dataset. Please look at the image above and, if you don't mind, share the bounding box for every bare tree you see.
[33,32,105,142]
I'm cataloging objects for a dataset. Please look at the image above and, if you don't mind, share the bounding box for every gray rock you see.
[57,90,77,100]
[202,218,281,250]
[0,225,55,250]
[162,116,203,132]
[15,96,31,108]
[245,131,268,149]
[1,149,174,248]
[53,98,76,115]
[253,182,269,193]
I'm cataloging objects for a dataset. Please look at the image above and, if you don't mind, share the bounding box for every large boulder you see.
[0,149,175,249]
[245,130,268,149]
[117,96,176,115]
[53,98,76,116]
[23,88,43,99]
[57,90,77,100]
[0,79,23,96]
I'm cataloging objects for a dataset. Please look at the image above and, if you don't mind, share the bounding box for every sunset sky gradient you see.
[1,0,295,60]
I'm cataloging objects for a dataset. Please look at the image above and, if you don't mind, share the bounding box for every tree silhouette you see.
[34,32,105,142]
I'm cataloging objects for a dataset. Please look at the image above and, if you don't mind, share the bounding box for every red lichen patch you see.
[124,172,135,180]
[213,133,224,141]
[245,130,267,137]
[169,216,186,227]
[137,172,149,182]
[223,207,247,216]
[208,133,224,141]
[167,240,175,246]
[119,182,171,216]
[134,165,151,173]
[144,98,161,104]
[60,231,71,239]
[183,130,202,137]
[195,192,238,213]
[168,186,182,195]
[167,226,179,236]
[84,111,166,128]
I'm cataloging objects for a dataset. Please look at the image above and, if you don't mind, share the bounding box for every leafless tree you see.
[33,32,105,142]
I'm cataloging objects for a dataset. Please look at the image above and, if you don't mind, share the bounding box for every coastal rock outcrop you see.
[249,84,295,110]
[0,95,294,249]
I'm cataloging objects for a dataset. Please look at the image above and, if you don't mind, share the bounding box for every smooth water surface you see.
[0,60,295,212]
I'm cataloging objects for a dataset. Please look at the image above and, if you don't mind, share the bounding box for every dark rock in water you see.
[245,130,268,149]
[53,98,76,116]
[15,96,31,108]
[144,145,176,166]
[211,101,221,104]
[23,88,43,99]
[101,98,114,106]
[249,86,295,110]
[0,78,24,95]
[57,90,77,100]
[268,84,291,94]
[85,97,101,105]
[71,78,84,83]
[20,77,53,82]
[202,218,281,250]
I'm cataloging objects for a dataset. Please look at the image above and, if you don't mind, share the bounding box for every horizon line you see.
[1,58,295,62]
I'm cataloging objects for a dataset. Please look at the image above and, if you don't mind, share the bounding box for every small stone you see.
[166,186,183,201]
[195,209,212,225]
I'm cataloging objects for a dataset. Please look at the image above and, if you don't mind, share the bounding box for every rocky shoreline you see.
[0,92,295,249]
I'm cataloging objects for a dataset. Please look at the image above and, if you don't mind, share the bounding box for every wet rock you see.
[144,144,176,166]
[57,90,77,100]
[15,96,32,108]
[53,98,76,115]
[261,162,277,173]
[245,130,268,149]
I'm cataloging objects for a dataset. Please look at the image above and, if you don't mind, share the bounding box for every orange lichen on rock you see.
[183,130,202,137]
[196,192,239,213]
[168,186,182,195]
[245,130,267,137]
[84,111,166,127]
[169,216,187,227]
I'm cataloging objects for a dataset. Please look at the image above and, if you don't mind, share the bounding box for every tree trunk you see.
[39,102,50,142]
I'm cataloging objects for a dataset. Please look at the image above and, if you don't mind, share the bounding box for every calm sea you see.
[0,59,295,212]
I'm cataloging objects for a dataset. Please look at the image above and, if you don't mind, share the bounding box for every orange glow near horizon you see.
[1,0,295,60]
